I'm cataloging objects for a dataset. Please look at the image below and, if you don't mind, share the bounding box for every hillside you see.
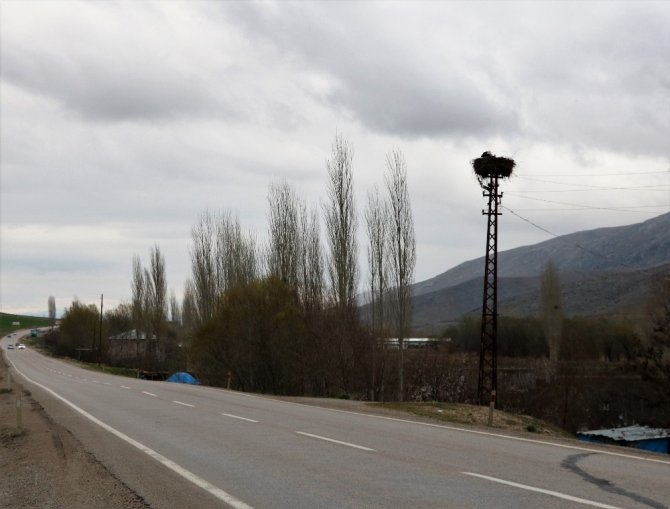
[409,212,670,331]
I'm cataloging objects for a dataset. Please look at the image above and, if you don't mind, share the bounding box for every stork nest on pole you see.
[472,151,515,179]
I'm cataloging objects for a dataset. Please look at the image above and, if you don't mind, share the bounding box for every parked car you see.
[7,344,14,349]
[17,344,26,350]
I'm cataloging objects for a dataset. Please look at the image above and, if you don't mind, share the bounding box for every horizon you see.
[2,2,668,316]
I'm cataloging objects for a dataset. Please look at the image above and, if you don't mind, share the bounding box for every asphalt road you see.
[4,333,670,509]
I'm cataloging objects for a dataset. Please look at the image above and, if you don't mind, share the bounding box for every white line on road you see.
[278,401,670,466]
[173,400,195,408]
[8,358,253,509]
[295,431,375,452]
[221,413,258,423]
[142,391,158,397]
[462,472,622,509]
[120,385,132,390]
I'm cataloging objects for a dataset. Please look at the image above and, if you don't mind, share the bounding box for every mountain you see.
[409,212,670,331]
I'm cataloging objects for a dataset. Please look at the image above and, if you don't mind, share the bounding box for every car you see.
[7,344,14,349]
[17,344,26,350]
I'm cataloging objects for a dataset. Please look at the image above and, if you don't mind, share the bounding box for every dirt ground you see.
[0,354,150,509]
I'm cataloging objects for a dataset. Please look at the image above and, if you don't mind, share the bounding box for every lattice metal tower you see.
[472,152,515,406]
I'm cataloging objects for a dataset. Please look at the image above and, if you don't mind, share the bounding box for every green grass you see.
[0,312,53,336]
[77,362,139,379]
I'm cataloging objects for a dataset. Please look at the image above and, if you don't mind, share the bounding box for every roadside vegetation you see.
[15,134,669,434]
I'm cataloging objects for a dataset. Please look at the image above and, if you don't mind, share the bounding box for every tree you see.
[146,244,168,366]
[541,261,563,368]
[169,289,181,325]
[131,255,146,335]
[188,209,259,327]
[267,180,302,289]
[189,210,217,323]
[324,134,358,309]
[365,185,389,400]
[298,205,324,312]
[58,299,100,359]
[637,274,670,425]
[190,276,307,394]
[323,134,362,396]
[385,148,415,401]
[48,295,56,326]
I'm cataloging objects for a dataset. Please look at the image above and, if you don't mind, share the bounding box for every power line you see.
[508,187,669,193]
[501,206,659,275]
[505,194,670,213]
[514,175,670,190]
[516,170,669,177]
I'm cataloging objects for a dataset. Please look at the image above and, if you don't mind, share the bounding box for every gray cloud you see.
[226,2,669,156]
[225,3,519,139]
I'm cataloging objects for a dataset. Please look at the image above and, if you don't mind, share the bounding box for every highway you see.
[4,333,669,509]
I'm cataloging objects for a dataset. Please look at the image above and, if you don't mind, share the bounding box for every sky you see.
[1,0,669,317]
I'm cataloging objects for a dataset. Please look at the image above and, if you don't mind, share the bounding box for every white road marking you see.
[278,402,670,466]
[462,472,622,509]
[221,413,258,423]
[142,391,158,397]
[173,400,195,408]
[295,431,375,452]
[120,385,132,390]
[8,358,253,509]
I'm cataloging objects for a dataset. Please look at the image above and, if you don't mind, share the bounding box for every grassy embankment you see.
[0,312,53,337]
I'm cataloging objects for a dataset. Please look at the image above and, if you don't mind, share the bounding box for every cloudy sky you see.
[1,1,668,317]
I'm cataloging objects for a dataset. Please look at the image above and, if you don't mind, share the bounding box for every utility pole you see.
[472,152,515,407]
[99,293,103,365]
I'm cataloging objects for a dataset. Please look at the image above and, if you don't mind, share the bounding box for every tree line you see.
[42,134,670,428]
[47,134,417,399]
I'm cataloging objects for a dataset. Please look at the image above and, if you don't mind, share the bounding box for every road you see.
[4,333,669,509]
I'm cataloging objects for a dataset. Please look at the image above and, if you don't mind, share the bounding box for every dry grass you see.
[370,401,570,437]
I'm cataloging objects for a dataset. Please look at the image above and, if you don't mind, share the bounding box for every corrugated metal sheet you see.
[578,425,670,442]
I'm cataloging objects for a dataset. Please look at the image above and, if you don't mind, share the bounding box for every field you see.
[0,312,53,337]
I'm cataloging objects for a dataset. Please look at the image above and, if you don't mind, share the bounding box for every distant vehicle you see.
[7,344,14,350]
[17,344,26,350]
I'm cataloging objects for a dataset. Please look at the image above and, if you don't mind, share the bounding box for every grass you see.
[369,401,570,437]
[0,312,53,337]
[77,362,139,379]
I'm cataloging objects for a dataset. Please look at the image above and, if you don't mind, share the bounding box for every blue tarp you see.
[166,372,200,385]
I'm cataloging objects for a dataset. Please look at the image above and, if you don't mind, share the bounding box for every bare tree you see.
[324,134,358,309]
[169,289,181,325]
[48,295,57,326]
[147,244,168,335]
[190,209,259,326]
[189,210,218,323]
[365,186,389,400]
[131,255,146,335]
[215,210,258,293]
[385,148,416,401]
[299,205,324,311]
[181,279,199,332]
[267,180,301,289]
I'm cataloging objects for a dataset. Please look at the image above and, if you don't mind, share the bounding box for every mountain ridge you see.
[409,212,670,331]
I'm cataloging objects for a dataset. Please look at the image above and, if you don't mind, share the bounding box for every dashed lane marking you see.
[295,431,375,452]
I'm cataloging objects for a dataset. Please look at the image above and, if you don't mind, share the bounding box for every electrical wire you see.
[505,194,669,213]
[501,205,661,275]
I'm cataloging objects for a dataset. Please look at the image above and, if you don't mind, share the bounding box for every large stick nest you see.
[472,151,515,179]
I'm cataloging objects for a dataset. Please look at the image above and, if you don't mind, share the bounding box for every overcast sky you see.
[1,1,669,317]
